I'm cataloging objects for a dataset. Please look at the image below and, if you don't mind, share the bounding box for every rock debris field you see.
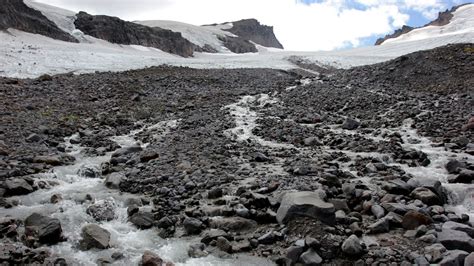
[0,43,473,265]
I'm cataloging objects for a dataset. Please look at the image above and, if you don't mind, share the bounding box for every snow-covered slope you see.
[381,4,474,45]
[0,1,473,78]
[136,20,235,53]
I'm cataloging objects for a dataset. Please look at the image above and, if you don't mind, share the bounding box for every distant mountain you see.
[223,19,284,49]
[376,3,473,45]
[0,0,76,42]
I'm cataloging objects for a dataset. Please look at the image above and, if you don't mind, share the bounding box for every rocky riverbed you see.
[0,43,473,265]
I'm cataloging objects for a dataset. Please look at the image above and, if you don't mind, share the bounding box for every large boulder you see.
[80,224,110,250]
[437,229,474,252]
[129,212,154,229]
[439,250,468,266]
[449,170,474,184]
[410,187,442,206]
[104,172,124,189]
[402,210,433,230]
[341,234,364,256]
[183,217,203,235]
[3,178,34,196]
[24,213,63,245]
[276,191,335,225]
[86,200,115,222]
[443,221,474,238]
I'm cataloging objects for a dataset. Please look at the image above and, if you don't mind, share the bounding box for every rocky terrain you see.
[0,43,473,265]
[74,12,196,57]
[224,19,284,49]
[0,0,77,42]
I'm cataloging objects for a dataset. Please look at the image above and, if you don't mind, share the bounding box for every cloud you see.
[32,0,457,51]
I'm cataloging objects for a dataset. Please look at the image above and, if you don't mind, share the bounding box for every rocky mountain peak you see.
[0,0,77,42]
[225,18,284,49]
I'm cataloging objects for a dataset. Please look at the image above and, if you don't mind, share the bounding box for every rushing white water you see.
[0,120,273,266]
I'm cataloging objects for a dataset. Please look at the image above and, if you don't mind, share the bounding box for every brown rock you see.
[402,210,433,230]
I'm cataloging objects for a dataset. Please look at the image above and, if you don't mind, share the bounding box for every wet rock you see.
[299,248,323,265]
[141,250,163,266]
[77,165,101,178]
[3,178,34,196]
[216,236,232,253]
[183,217,203,235]
[0,217,19,238]
[80,224,110,250]
[443,221,474,238]
[410,187,442,206]
[446,160,466,174]
[382,179,411,195]
[32,156,62,166]
[276,191,335,225]
[342,234,364,256]
[368,218,390,234]
[402,210,433,230]
[111,146,142,158]
[104,172,124,189]
[342,118,360,130]
[86,200,115,222]
[130,212,154,229]
[157,217,175,229]
[209,217,257,232]
[201,229,228,245]
[188,243,208,258]
[24,213,63,245]
[437,229,474,252]
[439,250,468,266]
[50,194,62,204]
[449,170,474,184]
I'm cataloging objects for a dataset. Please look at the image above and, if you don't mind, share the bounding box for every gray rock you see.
[80,224,110,250]
[104,172,124,189]
[299,248,322,265]
[437,229,474,252]
[381,202,418,215]
[342,118,360,130]
[216,236,232,253]
[286,246,305,264]
[449,170,474,184]
[303,137,322,146]
[77,165,101,178]
[342,234,364,256]
[86,200,115,222]
[25,213,63,245]
[208,187,223,199]
[200,229,227,244]
[439,250,468,266]
[368,218,390,234]
[371,204,385,219]
[183,217,203,235]
[276,191,335,225]
[425,243,447,263]
[209,217,257,232]
[410,187,442,206]
[26,133,42,142]
[188,243,208,258]
[111,146,142,158]
[446,160,466,174]
[4,178,34,196]
[443,221,474,238]
[382,179,411,195]
[129,212,154,229]
[464,252,474,266]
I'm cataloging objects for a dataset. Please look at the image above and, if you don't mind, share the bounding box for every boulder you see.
[299,248,322,265]
[141,250,163,266]
[276,191,335,225]
[342,118,360,130]
[381,202,418,215]
[371,204,385,219]
[446,160,466,174]
[410,187,442,206]
[104,172,124,189]
[183,217,203,235]
[216,236,232,253]
[439,250,468,266]
[443,221,474,238]
[382,179,411,195]
[209,217,257,232]
[80,224,110,250]
[449,170,474,184]
[86,200,115,221]
[368,218,390,234]
[438,229,474,252]
[464,252,474,266]
[77,165,101,178]
[425,243,447,263]
[286,246,305,264]
[341,234,364,256]
[130,212,154,229]
[402,210,433,230]
[24,213,63,245]
[4,178,34,196]
[188,243,208,258]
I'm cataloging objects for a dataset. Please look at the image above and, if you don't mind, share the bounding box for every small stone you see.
[299,248,322,265]
[216,236,232,253]
[342,235,364,256]
[183,217,203,235]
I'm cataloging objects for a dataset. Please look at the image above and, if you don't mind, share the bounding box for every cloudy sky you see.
[33,0,470,51]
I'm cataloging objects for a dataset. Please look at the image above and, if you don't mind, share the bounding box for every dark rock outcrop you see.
[375,25,414,45]
[225,19,284,49]
[0,0,76,42]
[218,35,258,53]
[74,11,195,57]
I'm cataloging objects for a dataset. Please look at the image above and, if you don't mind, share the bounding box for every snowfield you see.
[0,2,473,78]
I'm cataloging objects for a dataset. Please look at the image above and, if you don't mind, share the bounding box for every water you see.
[0,119,273,266]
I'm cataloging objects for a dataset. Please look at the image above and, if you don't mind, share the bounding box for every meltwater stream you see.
[0,120,273,266]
